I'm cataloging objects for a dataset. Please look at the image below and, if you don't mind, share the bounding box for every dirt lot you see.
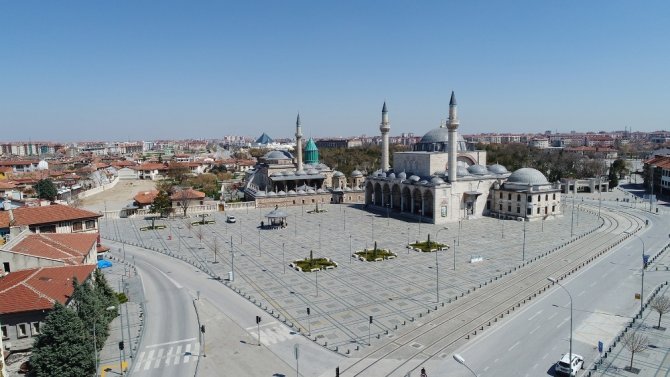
[80,179,157,212]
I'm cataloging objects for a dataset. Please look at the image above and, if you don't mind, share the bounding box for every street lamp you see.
[453,354,477,377]
[522,218,527,261]
[434,227,449,303]
[624,231,645,312]
[94,306,116,377]
[548,277,573,366]
[318,223,321,253]
[570,183,576,238]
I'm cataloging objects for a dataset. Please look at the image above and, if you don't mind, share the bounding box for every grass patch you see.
[355,248,396,261]
[409,241,448,252]
[294,258,337,271]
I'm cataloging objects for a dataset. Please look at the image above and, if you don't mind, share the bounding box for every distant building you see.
[315,138,363,149]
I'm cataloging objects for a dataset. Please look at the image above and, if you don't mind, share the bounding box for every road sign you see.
[256,315,261,324]
[598,340,603,353]
[201,325,206,333]
[369,315,373,324]
[635,293,641,300]
[643,254,649,265]
[307,307,310,315]
[294,344,299,359]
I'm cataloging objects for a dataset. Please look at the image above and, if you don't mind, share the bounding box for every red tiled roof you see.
[0,181,16,190]
[0,265,95,314]
[170,188,205,200]
[133,163,169,171]
[8,233,98,265]
[134,190,159,205]
[0,204,101,229]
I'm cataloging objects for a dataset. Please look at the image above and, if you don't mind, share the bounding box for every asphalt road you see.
[127,247,200,377]
[438,204,670,377]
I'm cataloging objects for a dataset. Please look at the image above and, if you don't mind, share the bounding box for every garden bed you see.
[408,241,448,252]
[354,248,397,262]
[291,257,338,272]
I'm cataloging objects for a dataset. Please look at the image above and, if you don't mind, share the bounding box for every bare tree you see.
[195,225,204,249]
[212,237,219,263]
[650,295,670,329]
[623,331,649,371]
[175,188,191,217]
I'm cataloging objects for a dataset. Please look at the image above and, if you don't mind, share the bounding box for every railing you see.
[222,201,256,210]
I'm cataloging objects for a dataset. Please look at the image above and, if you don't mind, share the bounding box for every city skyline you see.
[1,1,669,141]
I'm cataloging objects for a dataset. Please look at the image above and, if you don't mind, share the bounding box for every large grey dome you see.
[456,166,470,177]
[488,164,509,174]
[415,128,468,152]
[507,168,549,185]
[264,150,291,160]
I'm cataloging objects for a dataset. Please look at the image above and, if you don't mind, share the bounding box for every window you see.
[1,325,8,339]
[17,323,28,338]
[39,225,56,233]
[86,220,96,229]
[553,193,556,200]
[499,204,502,211]
[527,208,532,215]
[517,194,521,201]
[508,205,511,212]
[538,195,541,202]
[3,262,10,273]
[31,322,41,335]
[72,222,83,231]
[516,206,520,214]
[552,205,556,212]
[545,194,549,201]
[537,207,541,214]
[527,195,532,202]
[508,193,511,200]
[499,192,503,199]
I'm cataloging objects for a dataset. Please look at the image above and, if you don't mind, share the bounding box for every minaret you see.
[295,113,303,171]
[447,91,460,183]
[380,102,390,172]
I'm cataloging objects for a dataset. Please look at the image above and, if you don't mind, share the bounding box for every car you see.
[226,215,237,223]
[555,353,584,376]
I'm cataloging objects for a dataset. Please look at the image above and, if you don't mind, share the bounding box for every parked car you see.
[555,353,584,376]
[226,215,237,223]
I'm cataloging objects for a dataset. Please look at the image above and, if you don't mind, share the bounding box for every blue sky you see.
[1,1,668,142]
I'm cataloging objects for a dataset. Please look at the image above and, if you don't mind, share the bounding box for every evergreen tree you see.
[30,302,95,377]
[34,179,58,201]
[150,190,172,217]
[71,278,109,350]
[93,269,119,323]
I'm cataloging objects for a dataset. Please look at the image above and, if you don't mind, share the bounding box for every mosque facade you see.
[365,92,562,224]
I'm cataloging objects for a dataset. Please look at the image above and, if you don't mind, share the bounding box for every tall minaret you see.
[295,113,303,171]
[447,91,460,183]
[380,102,390,172]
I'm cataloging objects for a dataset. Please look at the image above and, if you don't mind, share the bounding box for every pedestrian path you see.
[132,339,200,373]
[245,321,295,346]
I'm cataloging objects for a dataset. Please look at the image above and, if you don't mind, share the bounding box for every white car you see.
[555,353,584,376]
[226,215,236,223]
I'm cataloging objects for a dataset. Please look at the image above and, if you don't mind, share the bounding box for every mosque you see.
[364,92,562,224]
[243,115,365,207]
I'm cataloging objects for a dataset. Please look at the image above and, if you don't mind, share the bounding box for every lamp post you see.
[625,231,645,312]
[230,236,235,282]
[343,209,346,231]
[386,203,390,226]
[94,306,116,377]
[318,223,321,253]
[349,235,352,263]
[649,165,656,213]
[434,227,449,303]
[570,182,576,238]
[453,354,477,377]
[407,227,410,254]
[258,229,261,257]
[522,218,527,261]
[548,277,573,365]
[282,243,286,274]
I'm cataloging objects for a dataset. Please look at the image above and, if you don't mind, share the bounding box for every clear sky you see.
[1,1,668,142]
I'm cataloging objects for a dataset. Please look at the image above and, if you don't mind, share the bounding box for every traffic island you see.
[408,234,448,252]
[290,250,337,272]
[354,242,396,261]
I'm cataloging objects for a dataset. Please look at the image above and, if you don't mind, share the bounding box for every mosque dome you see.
[507,168,549,185]
[255,191,266,197]
[456,166,470,177]
[387,173,396,179]
[268,191,277,197]
[488,164,509,175]
[277,190,286,196]
[409,175,420,182]
[287,190,297,195]
[419,180,428,185]
[415,128,468,152]
[430,176,445,184]
[397,172,407,180]
[264,150,291,160]
[317,188,327,193]
[306,187,316,194]
[351,170,363,177]
[307,168,319,175]
[380,172,387,178]
[467,164,488,175]
[333,171,345,177]
[295,169,306,176]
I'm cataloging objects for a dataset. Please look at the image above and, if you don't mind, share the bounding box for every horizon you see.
[1,1,669,141]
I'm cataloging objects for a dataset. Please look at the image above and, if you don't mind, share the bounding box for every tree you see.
[30,302,95,377]
[187,173,219,198]
[35,179,58,201]
[150,191,172,217]
[212,237,220,263]
[650,295,670,329]
[93,269,119,323]
[175,188,191,217]
[623,330,649,371]
[71,278,109,350]
[166,162,190,184]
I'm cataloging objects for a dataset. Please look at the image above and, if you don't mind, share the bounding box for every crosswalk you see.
[245,321,296,346]
[133,338,199,373]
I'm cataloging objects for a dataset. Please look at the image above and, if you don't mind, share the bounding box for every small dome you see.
[430,176,445,184]
[380,172,387,178]
[295,169,306,176]
[468,164,488,175]
[409,175,420,182]
[268,191,277,196]
[419,180,428,185]
[507,168,549,185]
[344,186,352,192]
[287,190,297,195]
[488,164,509,174]
[297,189,306,194]
[317,188,326,193]
[307,168,319,175]
[37,160,49,170]
[333,187,343,192]
[255,191,266,197]
[306,188,316,194]
[277,190,286,196]
[270,171,282,177]
[351,170,363,177]
[333,171,345,177]
[264,150,291,160]
[457,166,470,177]
[388,173,396,179]
[397,172,407,179]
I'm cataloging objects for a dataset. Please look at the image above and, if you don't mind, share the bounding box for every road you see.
[104,238,344,377]
[438,203,670,377]
[125,245,200,377]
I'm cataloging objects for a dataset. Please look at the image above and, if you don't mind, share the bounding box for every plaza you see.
[100,195,609,356]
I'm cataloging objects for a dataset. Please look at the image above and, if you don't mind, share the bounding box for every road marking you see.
[164,346,173,366]
[577,290,586,297]
[589,281,597,287]
[143,350,155,370]
[192,342,200,357]
[548,313,557,320]
[557,316,570,329]
[494,358,499,363]
[153,348,164,368]
[508,341,520,351]
[174,345,182,365]
[155,267,183,289]
[602,272,609,278]
[146,337,197,348]
[529,325,541,334]
[533,363,538,369]
[245,321,278,331]
[543,353,548,360]
[528,310,543,321]
[133,351,146,372]
[484,366,490,372]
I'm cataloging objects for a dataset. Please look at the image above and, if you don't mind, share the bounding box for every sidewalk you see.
[588,282,670,376]
[194,297,297,377]
[98,251,145,377]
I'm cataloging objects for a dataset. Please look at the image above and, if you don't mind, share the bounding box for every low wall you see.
[78,176,120,199]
